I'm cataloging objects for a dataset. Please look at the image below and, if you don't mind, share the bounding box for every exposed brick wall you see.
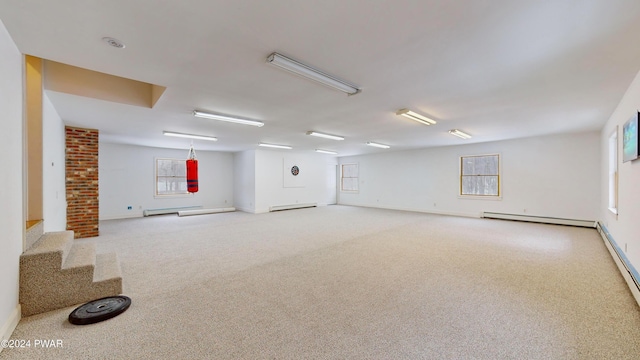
[65,127,99,238]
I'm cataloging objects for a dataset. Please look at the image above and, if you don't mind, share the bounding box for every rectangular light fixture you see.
[163,131,217,141]
[193,110,264,127]
[306,131,345,141]
[396,109,437,125]
[266,52,360,95]
[315,149,338,155]
[449,129,472,139]
[258,142,292,150]
[366,141,390,149]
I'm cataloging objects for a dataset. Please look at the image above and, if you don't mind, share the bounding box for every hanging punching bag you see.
[186,145,198,193]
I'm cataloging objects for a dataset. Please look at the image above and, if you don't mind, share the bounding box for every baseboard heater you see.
[597,222,640,305]
[482,212,596,228]
[269,203,317,212]
[178,207,236,217]
[143,206,202,217]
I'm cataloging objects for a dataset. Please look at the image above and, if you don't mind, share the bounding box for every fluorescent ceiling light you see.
[266,52,360,95]
[259,142,292,150]
[306,131,345,141]
[163,131,217,141]
[396,109,437,125]
[449,129,472,139]
[193,110,264,127]
[315,149,338,155]
[366,141,390,149]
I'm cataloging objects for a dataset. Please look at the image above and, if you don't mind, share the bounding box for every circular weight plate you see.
[68,296,131,325]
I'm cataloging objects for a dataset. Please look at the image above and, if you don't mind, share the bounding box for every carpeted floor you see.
[3,206,640,359]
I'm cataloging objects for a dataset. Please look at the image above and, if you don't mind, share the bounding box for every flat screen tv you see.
[623,112,639,163]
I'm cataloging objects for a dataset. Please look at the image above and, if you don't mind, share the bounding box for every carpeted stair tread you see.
[62,243,97,271]
[23,230,74,257]
[94,253,123,283]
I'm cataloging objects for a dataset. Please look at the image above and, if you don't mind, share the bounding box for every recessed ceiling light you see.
[366,141,390,149]
[306,131,345,141]
[259,143,292,150]
[102,37,125,49]
[163,131,217,141]
[315,149,338,155]
[396,109,436,125]
[448,129,472,139]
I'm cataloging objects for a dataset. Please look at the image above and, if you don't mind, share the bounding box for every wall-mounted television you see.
[623,111,639,163]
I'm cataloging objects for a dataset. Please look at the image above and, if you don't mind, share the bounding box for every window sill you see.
[608,207,618,215]
[458,195,502,201]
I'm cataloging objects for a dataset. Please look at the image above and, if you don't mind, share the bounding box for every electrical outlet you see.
[523,208,527,213]
[127,206,132,210]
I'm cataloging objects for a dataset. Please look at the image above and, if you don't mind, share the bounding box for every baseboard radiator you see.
[178,207,236,217]
[482,212,596,228]
[143,206,202,217]
[597,222,640,305]
[269,203,317,212]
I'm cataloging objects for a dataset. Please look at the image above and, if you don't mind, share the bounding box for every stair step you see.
[24,230,74,256]
[62,243,97,271]
[94,253,122,283]
[21,231,74,270]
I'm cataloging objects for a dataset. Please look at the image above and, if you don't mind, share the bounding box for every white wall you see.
[0,19,23,346]
[99,143,234,220]
[42,93,66,231]
[339,131,600,220]
[254,150,338,213]
[233,150,256,213]
[600,69,640,272]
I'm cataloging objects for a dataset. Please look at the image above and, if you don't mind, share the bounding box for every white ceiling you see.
[2,0,640,156]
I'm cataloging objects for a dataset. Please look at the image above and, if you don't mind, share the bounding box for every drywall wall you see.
[600,69,640,272]
[99,143,234,220]
[254,149,338,213]
[42,93,66,232]
[233,150,256,213]
[339,131,600,220]
[0,19,23,346]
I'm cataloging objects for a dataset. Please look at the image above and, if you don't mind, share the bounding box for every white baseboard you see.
[339,203,482,219]
[100,213,144,221]
[597,223,640,308]
[0,304,21,354]
[483,212,596,228]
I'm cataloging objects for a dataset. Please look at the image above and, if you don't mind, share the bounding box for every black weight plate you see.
[68,295,131,325]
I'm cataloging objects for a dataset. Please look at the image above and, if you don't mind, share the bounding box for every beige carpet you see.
[3,206,640,359]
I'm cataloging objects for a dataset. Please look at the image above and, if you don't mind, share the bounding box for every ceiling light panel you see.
[396,109,436,125]
[448,129,472,139]
[266,52,360,95]
[163,131,217,141]
[366,141,390,149]
[193,110,264,127]
[306,131,345,141]
[258,143,292,150]
[315,149,338,155]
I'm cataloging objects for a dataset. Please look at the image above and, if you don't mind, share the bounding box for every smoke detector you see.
[102,37,125,49]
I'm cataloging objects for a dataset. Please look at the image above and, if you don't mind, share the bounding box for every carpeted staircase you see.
[20,224,122,317]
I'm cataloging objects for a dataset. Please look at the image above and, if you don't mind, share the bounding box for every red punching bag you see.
[186,145,198,193]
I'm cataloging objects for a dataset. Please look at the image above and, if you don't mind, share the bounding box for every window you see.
[156,158,188,196]
[460,154,500,197]
[608,129,618,214]
[341,163,359,192]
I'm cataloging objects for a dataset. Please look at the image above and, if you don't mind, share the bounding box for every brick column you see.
[65,127,99,238]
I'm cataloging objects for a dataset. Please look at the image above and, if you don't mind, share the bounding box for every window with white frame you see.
[341,163,359,192]
[460,154,500,197]
[156,158,188,196]
[608,129,618,214]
